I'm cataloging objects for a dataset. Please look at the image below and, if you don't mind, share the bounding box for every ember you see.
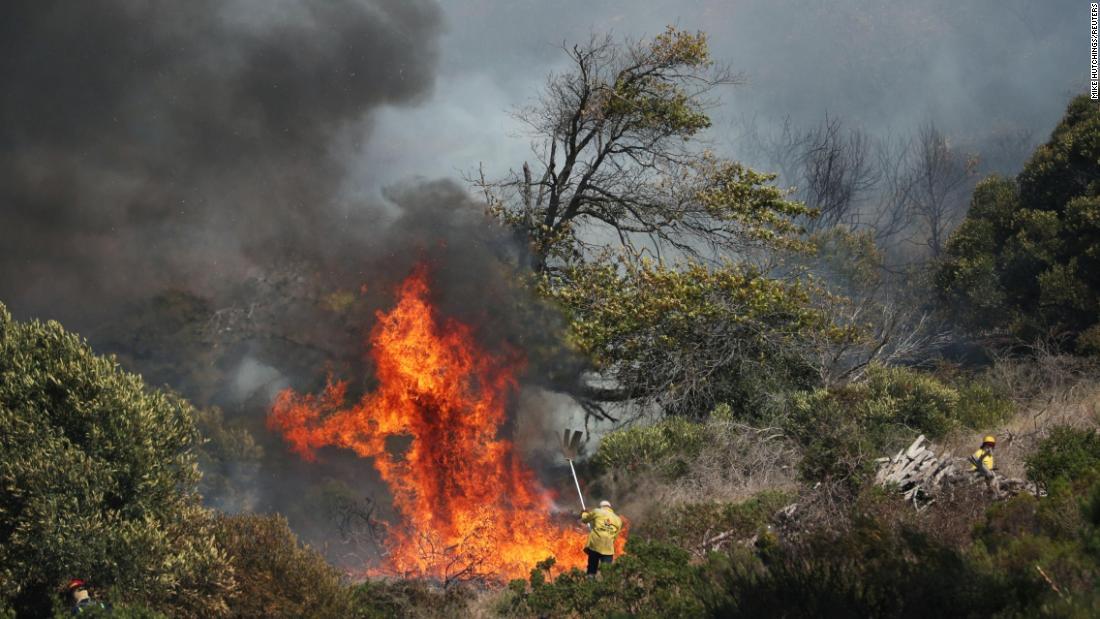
[268,264,593,581]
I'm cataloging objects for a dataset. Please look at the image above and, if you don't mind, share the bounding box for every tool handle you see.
[568,459,586,511]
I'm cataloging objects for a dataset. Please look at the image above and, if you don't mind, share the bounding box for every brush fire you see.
[268,264,608,582]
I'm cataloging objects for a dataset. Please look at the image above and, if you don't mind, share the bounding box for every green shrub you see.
[710,517,1023,617]
[194,406,264,512]
[0,304,233,618]
[953,381,1014,429]
[1026,426,1100,488]
[595,417,706,479]
[787,387,885,487]
[505,538,709,618]
[973,479,1100,611]
[493,481,1100,617]
[864,365,959,438]
[786,365,1013,487]
[212,513,353,618]
[52,603,167,618]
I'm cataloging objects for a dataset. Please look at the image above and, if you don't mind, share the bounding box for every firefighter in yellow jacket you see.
[580,500,623,576]
[970,435,996,478]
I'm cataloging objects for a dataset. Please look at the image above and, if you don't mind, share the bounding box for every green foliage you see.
[692,158,814,252]
[863,365,960,437]
[594,417,706,478]
[600,27,713,136]
[499,513,1043,617]
[954,380,1015,430]
[786,365,1012,486]
[0,303,233,617]
[545,258,847,415]
[211,513,353,619]
[489,27,814,270]
[503,539,710,618]
[973,480,1100,612]
[193,406,264,512]
[936,95,1100,349]
[1025,426,1100,489]
[787,386,888,487]
[350,579,472,619]
[710,517,1020,617]
[806,228,884,298]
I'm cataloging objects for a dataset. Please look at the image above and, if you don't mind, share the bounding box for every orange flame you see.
[268,264,589,581]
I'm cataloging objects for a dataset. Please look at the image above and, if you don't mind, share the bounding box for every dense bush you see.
[973,479,1100,615]
[212,513,353,618]
[0,303,234,617]
[498,518,1035,618]
[936,94,1100,349]
[787,365,1012,487]
[499,539,711,618]
[50,603,167,618]
[594,416,706,479]
[194,406,264,512]
[711,518,1022,617]
[953,380,1015,429]
[1025,426,1100,489]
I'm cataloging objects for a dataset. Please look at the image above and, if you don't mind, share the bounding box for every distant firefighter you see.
[66,579,107,615]
[580,500,623,577]
[970,435,996,478]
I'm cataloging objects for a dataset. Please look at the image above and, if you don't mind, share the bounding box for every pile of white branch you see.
[875,435,1034,504]
[874,435,960,502]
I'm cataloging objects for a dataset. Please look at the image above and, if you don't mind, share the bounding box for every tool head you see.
[560,428,584,460]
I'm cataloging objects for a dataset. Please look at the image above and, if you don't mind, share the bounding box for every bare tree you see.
[799,115,878,231]
[751,115,878,232]
[868,133,918,247]
[907,121,977,257]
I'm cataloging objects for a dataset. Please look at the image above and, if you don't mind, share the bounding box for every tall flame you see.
[268,265,589,581]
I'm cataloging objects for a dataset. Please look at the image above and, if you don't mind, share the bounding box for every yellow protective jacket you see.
[970,448,994,473]
[580,507,623,556]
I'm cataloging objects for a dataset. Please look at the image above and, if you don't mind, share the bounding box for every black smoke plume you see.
[0,0,444,327]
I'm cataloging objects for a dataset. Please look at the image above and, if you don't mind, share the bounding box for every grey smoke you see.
[0,0,443,327]
[367,1,1081,181]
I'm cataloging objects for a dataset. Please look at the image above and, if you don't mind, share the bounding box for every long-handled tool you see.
[560,428,586,511]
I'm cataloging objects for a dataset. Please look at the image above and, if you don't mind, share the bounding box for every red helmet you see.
[67,579,86,590]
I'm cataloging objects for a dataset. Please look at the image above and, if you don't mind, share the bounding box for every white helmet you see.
[599,500,612,508]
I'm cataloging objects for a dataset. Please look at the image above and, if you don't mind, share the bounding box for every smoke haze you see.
[0,0,443,326]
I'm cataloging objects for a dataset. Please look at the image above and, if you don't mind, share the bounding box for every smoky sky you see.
[0,0,1086,327]
[364,0,1084,182]
[0,0,443,326]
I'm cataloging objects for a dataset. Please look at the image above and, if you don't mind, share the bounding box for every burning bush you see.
[268,265,590,583]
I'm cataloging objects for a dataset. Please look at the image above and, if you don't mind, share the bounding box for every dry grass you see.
[659,421,800,504]
[941,350,1100,479]
[605,420,801,535]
